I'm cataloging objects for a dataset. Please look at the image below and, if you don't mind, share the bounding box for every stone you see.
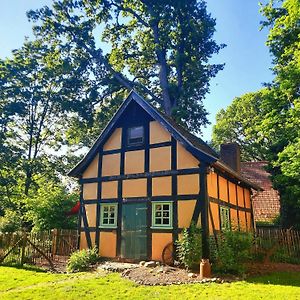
[139,261,146,266]
[155,261,161,266]
[144,261,156,268]
[122,269,131,276]
[188,272,197,278]
[156,267,164,274]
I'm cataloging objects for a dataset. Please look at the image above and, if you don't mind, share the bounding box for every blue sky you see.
[0,0,274,141]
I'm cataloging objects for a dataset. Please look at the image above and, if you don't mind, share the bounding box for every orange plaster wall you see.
[125,150,145,174]
[239,211,247,231]
[244,188,251,208]
[82,154,99,179]
[177,174,199,195]
[80,232,87,250]
[218,176,228,202]
[230,208,239,230]
[207,172,218,199]
[101,181,118,199]
[209,202,220,233]
[151,233,173,261]
[123,178,147,198]
[101,153,120,176]
[103,128,122,151]
[246,212,252,231]
[149,121,171,144]
[85,204,97,227]
[99,231,117,257]
[178,200,196,228]
[228,182,237,205]
[150,147,171,172]
[237,186,245,207]
[83,183,98,200]
[176,142,199,169]
[80,232,96,250]
[152,176,172,196]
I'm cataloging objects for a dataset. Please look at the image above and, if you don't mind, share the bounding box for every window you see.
[220,206,230,231]
[127,126,144,146]
[152,202,173,228]
[100,204,118,228]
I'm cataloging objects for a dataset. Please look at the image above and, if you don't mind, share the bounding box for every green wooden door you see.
[121,202,147,260]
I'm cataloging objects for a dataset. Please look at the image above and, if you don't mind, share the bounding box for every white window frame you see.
[220,205,230,231]
[151,202,173,229]
[100,203,118,228]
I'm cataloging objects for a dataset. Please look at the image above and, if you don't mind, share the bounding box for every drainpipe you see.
[199,163,211,278]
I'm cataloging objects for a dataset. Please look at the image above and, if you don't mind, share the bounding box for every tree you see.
[27,0,224,135]
[212,89,272,161]
[0,39,82,228]
[213,0,300,228]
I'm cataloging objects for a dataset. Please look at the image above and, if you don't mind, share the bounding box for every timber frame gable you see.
[69,91,260,262]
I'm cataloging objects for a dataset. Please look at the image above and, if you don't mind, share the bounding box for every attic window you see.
[127,126,144,146]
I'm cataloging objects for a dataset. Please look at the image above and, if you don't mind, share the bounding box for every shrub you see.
[0,210,22,233]
[67,247,99,273]
[176,223,202,270]
[212,230,254,275]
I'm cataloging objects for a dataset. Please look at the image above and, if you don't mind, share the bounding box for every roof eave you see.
[214,160,263,191]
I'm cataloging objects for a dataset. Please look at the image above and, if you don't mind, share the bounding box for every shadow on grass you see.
[0,262,46,273]
[246,272,300,287]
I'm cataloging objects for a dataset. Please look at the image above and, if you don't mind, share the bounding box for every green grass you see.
[0,266,300,300]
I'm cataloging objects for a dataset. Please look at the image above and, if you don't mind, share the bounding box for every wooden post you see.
[51,229,58,258]
[200,164,210,260]
[20,232,27,266]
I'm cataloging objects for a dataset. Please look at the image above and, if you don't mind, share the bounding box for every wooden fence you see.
[0,229,78,267]
[255,227,300,262]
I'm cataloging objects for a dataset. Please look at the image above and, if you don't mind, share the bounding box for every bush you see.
[0,210,22,233]
[212,230,254,275]
[67,247,99,273]
[176,223,202,270]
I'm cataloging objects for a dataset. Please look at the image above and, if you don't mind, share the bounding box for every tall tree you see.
[27,0,224,135]
[213,0,300,228]
[212,89,272,161]
[0,39,82,228]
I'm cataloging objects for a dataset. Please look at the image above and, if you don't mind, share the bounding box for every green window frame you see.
[151,202,173,229]
[100,203,118,228]
[220,205,230,231]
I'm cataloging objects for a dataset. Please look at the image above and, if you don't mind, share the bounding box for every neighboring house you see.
[241,161,280,223]
[68,91,260,262]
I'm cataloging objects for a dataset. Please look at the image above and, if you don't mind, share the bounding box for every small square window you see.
[100,204,118,228]
[127,126,144,146]
[220,206,230,231]
[152,202,173,228]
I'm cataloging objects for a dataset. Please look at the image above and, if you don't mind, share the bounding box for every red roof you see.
[241,161,280,223]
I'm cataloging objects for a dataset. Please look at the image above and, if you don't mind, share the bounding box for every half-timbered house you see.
[69,91,260,263]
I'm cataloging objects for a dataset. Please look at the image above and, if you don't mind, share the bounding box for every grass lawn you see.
[0,266,300,300]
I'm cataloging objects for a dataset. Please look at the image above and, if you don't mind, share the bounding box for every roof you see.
[241,161,280,221]
[68,91,260,190]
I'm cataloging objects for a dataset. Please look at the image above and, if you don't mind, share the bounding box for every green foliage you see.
[0,210,22,233]
[25,177,78,231]
[212,231,254,275]
[176,223,202,270]
[212,89,272,161]
[67,248,99,273]
[27,0,225,135]
[213,0,300,229]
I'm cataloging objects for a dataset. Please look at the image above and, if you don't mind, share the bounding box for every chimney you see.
[220,143,241,173]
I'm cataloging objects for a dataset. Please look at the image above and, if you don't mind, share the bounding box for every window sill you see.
[151,226,173,230]
[99,226,117,229]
